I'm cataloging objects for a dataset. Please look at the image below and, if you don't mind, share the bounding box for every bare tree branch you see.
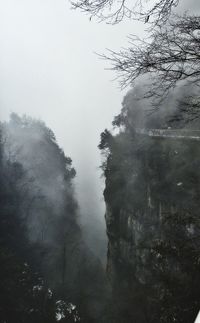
[71,0,179,25]
[99,14,200,104]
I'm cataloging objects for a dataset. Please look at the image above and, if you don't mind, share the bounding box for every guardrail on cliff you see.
[135,128,200,140]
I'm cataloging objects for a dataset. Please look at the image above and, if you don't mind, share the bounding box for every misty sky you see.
[0,0,145,258]
[0,0,199,258]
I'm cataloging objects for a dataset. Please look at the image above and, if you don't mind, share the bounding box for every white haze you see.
[0,0,199,261]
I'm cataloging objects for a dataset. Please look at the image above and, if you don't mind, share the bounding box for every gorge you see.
[1,81,200,322]
[0,1,200,321]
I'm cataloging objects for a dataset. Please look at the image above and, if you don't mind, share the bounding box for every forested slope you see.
[0,114,108,323]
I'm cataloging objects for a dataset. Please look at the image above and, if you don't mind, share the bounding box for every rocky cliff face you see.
[103,133,200,323]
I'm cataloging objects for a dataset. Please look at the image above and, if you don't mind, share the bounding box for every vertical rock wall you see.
[104,135,200,322]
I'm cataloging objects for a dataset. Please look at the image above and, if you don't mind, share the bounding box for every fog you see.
[0,0,145,260]
[0,0,199,260]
